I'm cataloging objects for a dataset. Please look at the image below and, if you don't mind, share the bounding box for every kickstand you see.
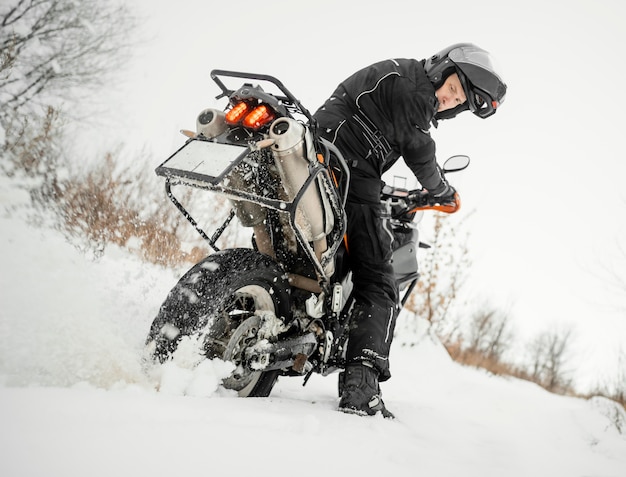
[302,369,314,387]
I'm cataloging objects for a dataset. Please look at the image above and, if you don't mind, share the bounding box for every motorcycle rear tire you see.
[145,248,291,397]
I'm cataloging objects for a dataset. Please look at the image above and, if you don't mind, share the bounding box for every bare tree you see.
[409,211,474,327]
[527,327,574,393]
[1,0,135,121]
[1,0,137,204]
[463,307,513,361]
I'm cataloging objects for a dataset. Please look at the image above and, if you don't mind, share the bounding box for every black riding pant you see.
[344,190,399,382]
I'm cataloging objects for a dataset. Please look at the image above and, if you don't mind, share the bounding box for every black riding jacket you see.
[314,58,448,197]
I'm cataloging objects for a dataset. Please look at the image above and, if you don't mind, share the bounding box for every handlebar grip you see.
[407,191,428,208]
[407,191,461,214]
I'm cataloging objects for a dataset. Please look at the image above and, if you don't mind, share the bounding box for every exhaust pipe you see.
[269,118,334,276]
[196,108,228,138]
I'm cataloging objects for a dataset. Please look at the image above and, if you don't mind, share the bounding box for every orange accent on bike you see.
[225,102,250,125]
[408,192,461,214]
[243,104,275,130]
[432,202,460,213]
[316,152,340,188]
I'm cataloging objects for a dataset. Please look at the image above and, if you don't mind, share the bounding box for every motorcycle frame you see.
[156,136,349,290]
[156,69,352,291]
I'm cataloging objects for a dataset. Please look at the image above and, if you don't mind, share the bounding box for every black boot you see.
[338,363,394,419]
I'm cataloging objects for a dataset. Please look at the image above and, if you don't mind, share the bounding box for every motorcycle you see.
[144,70,469,397]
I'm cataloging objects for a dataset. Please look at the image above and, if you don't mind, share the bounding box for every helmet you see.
[425,43,507,119]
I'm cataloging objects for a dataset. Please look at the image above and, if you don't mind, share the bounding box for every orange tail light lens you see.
[243,104,275,130]
[225,102,251,125]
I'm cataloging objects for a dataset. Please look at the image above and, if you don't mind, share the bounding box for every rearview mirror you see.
[442,155,470,173]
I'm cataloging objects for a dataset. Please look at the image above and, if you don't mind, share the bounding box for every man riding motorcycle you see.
[313,43,507,418]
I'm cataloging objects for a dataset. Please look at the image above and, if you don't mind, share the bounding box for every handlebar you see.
[380,154,469,220]
[381,187,460,221]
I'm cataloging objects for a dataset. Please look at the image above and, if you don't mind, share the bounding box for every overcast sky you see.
[92,0,626,386]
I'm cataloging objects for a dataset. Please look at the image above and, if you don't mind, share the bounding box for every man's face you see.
[435,73,467,112]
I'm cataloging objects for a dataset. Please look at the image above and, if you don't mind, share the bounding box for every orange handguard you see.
[408,192,461,214]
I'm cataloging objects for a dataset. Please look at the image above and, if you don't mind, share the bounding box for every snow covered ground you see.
[1,185,625,477]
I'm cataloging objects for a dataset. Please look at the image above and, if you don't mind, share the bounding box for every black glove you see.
[407,184,459,212]
[431,184,457,205]
[430,184,460,213]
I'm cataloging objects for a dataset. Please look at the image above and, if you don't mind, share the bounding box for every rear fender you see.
[189,248,292,323]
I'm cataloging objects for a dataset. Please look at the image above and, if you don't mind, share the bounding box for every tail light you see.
[225,101,251,125]
[243,104,275,130]
[225,101,276,130]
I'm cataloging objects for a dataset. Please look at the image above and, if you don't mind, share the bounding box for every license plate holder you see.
[155,138,248,185]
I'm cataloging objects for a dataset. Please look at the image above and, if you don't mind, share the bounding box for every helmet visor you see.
[469,87,498,119]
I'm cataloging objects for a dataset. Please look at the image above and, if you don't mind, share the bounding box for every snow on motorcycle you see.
[144,70,469,397]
